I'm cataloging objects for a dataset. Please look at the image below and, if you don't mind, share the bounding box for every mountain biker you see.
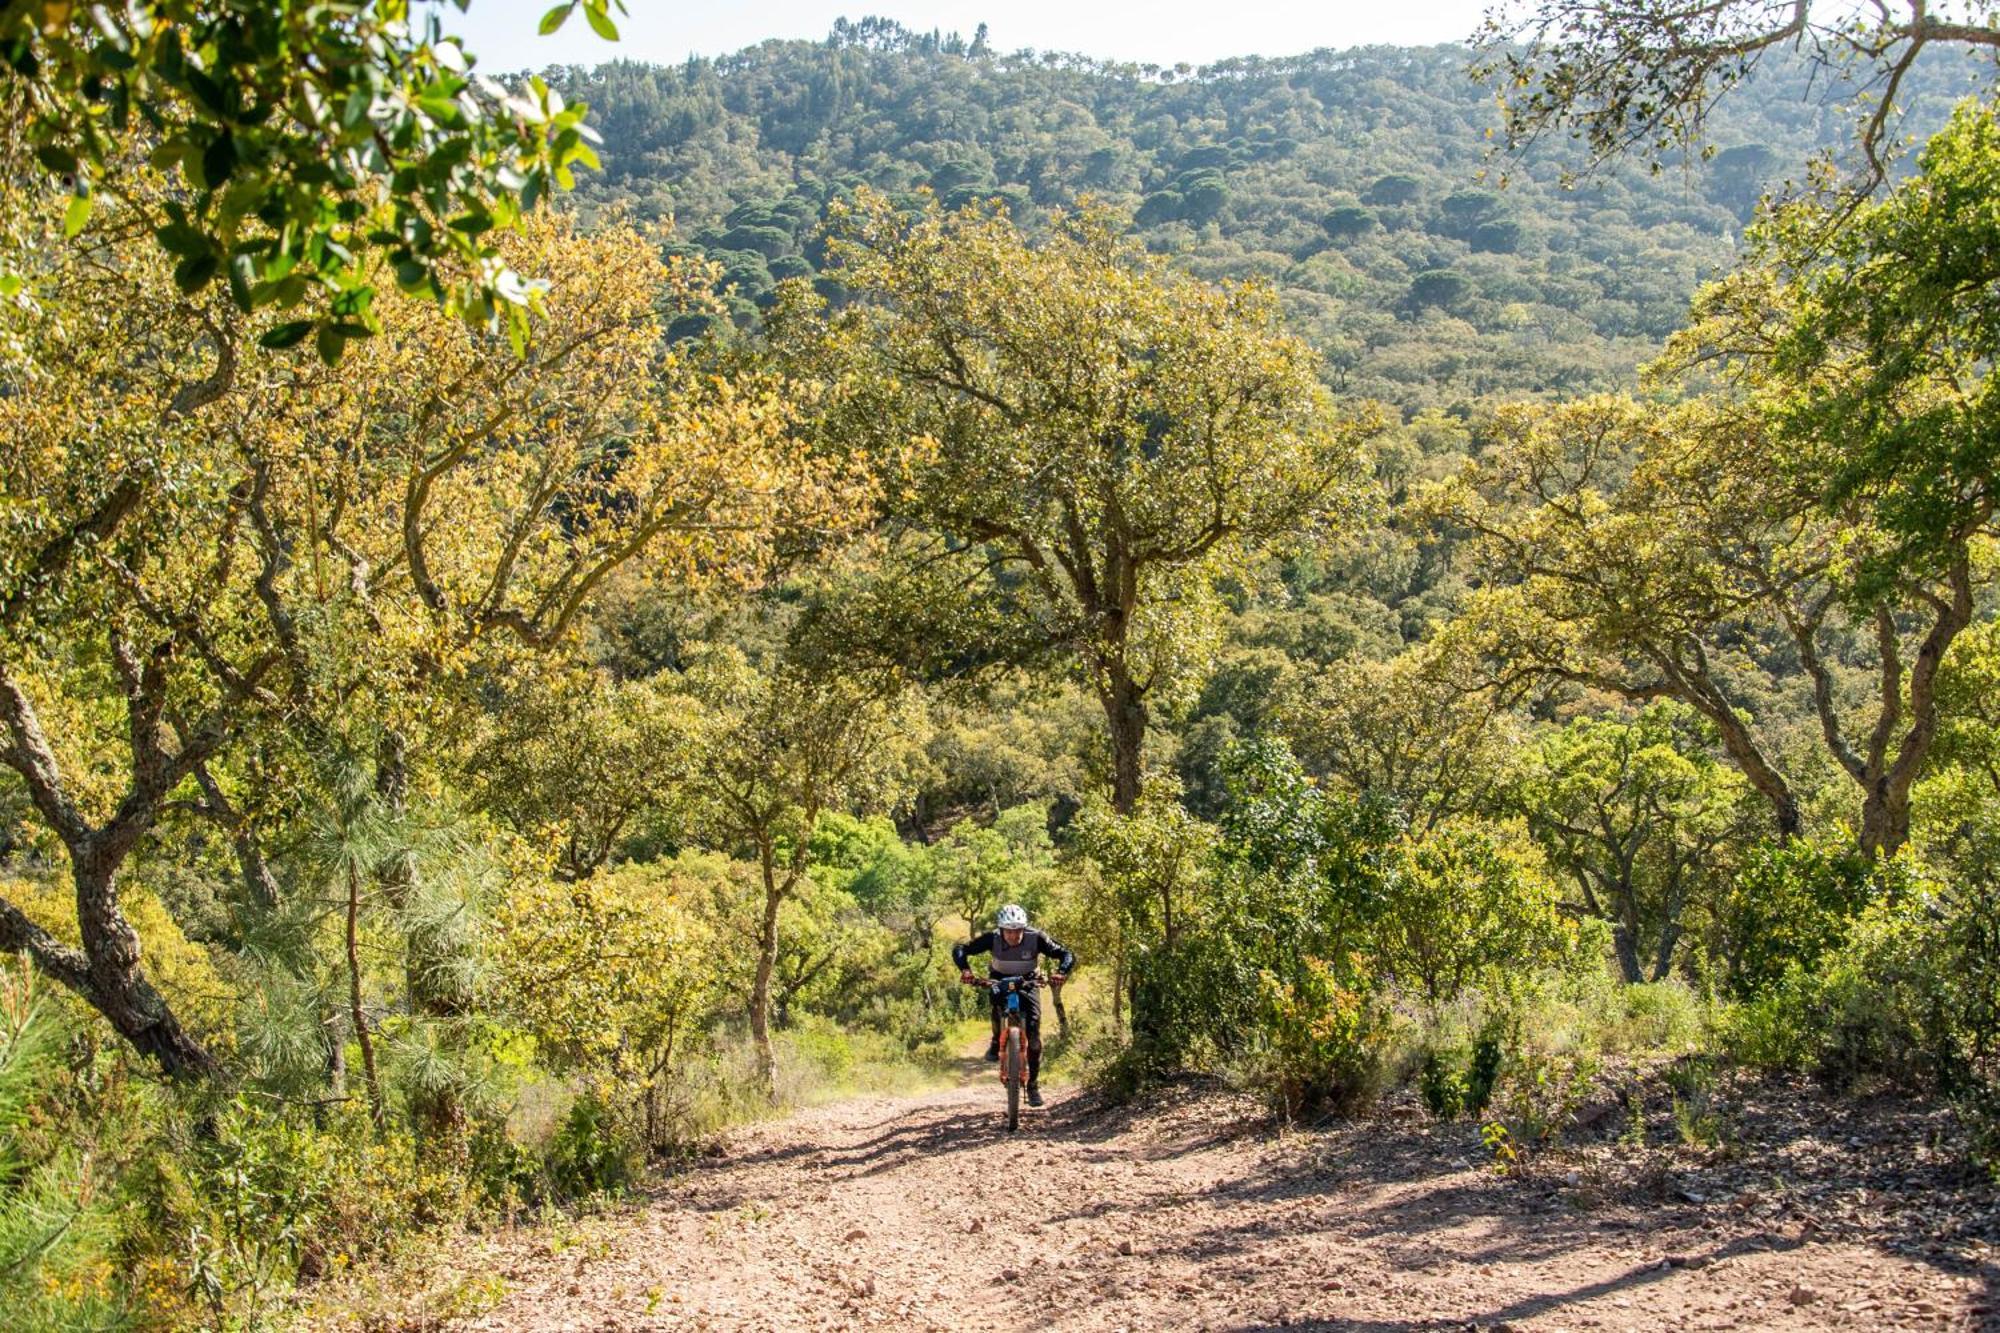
[955,904,1073,1108]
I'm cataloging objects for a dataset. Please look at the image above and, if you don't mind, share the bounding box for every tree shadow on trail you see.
[797,1080,1185,1180]
[1130,1079,2000,1332]
[678,1081,1080,1189]
[1210,1248,2000,1333]
[679,1077,1285,1203]
[1038,1077,1998,1329]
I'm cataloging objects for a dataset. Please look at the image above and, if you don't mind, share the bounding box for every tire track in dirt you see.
[454,1075,1996,1332]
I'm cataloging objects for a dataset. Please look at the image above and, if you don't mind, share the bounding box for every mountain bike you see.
[964,973,1047,1131]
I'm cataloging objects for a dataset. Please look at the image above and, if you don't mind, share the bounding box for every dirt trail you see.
[455,1067,1997,1333]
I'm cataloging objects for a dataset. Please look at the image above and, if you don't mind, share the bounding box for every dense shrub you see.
[1373,818,1574,1005]
[1420,1021,1506,1121]
[542,1095,638,1201]
[1419,1049,1465,1119]
[491,863,717,1151]
[1487,1041,1599,1154]
[1719,837,1904,997]
[1465,1030,1505,1116]
[133,1098,464,1326]
[1720,855,2000,1173]
[1254,955,1394,1122]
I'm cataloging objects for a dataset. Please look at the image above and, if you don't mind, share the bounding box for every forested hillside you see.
[548,22,1972,410]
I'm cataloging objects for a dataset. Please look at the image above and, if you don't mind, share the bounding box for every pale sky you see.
[435,1,1499,74]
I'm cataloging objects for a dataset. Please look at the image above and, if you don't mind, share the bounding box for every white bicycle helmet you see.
[997,903,1029,930]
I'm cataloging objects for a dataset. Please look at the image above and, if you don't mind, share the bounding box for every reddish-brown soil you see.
[446,1070,1998,1332]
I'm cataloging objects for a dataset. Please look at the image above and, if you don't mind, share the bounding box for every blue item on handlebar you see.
[986,974,1037,1013]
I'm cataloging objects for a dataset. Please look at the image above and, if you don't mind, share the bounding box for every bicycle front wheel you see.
[1002,1024,1025,1131]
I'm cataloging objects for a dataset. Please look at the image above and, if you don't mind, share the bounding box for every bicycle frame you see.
[964,973,1053,1131]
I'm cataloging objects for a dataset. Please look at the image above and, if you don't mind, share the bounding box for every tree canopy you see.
[2,0,624,358]
[785,192,1378,810]
[1476,0,2000,185]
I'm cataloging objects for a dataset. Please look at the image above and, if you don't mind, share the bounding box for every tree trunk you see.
[1610,911,1643,986]
[71,849,218,1078]
[1708,706,1801,842]
[322,1002,347,1102]
[0,669,216,1079]
[1111,946,1125,1035]
[1102,665,1148,815]
[750,840,783,1097]
[1859,555,1974,859]
[1859,786,1912,860]
[0,870,211,1081]
[1650,921,1683,984]
[191,761,280,909]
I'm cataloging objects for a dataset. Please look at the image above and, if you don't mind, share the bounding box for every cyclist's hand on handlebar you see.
[960,970,976,985]
[1051,972,1068,987]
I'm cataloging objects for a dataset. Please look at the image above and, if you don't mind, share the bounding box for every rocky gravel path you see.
[450,1075,1998,1332]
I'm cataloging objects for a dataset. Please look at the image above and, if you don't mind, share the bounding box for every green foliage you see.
[491,862,715,1149]
[1722,910,1931,1087]
[1465,1029,1505,1117]
[1761,99,2000,576]
[1434,382,1979,859]
[541,1095,637,1201]
[1606,980,1708,1055]
[1117,937,1248,1077]
[1076,785,1219,956]
[1720,836,1899,999]
[556,27,1908,411]
[1320,204,1376,239]
[930,811,1059,940]
[789,190,1377,809]
[1277,642,1516,833]
[1475,0,1990,183]
[1080,737,1573,1115]
[1408,269,1474,310]
[12,11,2000,1317]
[1419,1049,1465,1120]
[1471,218,1526,255]
[469,670,698,879]
[0,965,128,1331]
[1211,737,1394,970]
[1254,954,1394,1122]
[1667,1055,1726,1148]
[1376,817,1574,1005]
[3,0,620,356]
[1364,174,1422,206]
[1490,1042,1599,1149]
[1517,703,1753,984]
[141,1097,461,1326]
[1419,1024,1505,1122]
[1718,853,2000,1171]
[1072,785,1225,1070]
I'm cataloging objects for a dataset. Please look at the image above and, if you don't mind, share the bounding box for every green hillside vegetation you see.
[546,23,1970,411]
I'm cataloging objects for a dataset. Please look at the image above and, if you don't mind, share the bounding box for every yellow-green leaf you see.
[63,192,91,237]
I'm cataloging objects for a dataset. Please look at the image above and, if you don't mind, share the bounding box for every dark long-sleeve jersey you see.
[954,928,1075,976]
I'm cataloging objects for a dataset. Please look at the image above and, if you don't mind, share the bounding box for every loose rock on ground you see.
[449,1076,1999,1332]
